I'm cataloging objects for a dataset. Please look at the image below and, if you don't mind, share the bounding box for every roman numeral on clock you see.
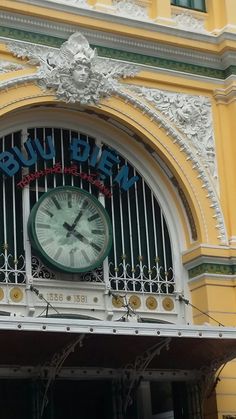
[90,242,102,252]
[51,196,61,210]
[54,247,63,260]
[88,213,99,222]
[41,208,54,218]
[81,249,90,264]
[92,229,104,235]
[37,223,51,229]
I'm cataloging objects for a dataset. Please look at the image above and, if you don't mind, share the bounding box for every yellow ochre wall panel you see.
[190,278,236,325]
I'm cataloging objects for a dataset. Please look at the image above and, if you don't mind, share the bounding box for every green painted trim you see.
[0,25,234,80]
[0,26,64,47]
[188,263,236,279]
[96,45,225,79]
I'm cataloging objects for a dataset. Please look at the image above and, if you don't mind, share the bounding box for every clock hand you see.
[70,210,83,230]
[64,209,84,237]
[63,222,89,244]
[72,230,89,244]
[63,221,73,232]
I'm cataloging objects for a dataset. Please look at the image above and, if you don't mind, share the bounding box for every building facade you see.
[0,0,236,418]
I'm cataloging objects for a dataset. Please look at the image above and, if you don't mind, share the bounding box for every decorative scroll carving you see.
[7,32,138,105]
[113,0,149,19]
[62,0,90,7]
[172,12,206,32]
[35,0,91,7]
[0,60,24,74]
[129,85,216,178]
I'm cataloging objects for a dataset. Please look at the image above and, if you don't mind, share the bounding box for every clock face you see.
[28,186,113,273]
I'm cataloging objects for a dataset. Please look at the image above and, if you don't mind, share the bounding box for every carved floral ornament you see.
[30,0,149,20]
[0,60,24,74]
[172,12,207,32]
[0,32,227,243]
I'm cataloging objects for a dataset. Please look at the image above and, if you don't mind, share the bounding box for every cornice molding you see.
[5,0,236,42]
[183,254,236,280]
[1,11,236,81]
[0,6,231,46]
[188,262,236,279]
[214,85,236,104]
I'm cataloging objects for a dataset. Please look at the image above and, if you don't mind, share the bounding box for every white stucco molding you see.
[112,0,149,20]
[128,85,216,179]
[0,60,25,74]
[172,11,208,33]
[7,32,139,105]
[214,85,236,104]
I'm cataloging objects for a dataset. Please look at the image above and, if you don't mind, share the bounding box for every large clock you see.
[28,186,113,273]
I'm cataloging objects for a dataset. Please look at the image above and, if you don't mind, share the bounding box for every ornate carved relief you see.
[0,60,24,74]
[44,0,149,19]
[7,32,138,105]
[128,85,216,179]
[65,0,90,6]
[113,0,149,20]
[172,12,207,32]
[39,0,91,8]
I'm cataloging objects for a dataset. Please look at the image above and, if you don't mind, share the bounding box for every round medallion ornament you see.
[28,186,113,273]
[10,287,23,303]
[0,288,4,301]
[162,297,174,311]
[146,296,157,310]
[129,295,141,310]
[112,296,124,308]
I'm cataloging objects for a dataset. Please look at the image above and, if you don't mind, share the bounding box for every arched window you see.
[0,126,174,296]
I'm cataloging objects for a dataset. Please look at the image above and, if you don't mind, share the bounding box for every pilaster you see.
[206,0,236,33]
[151,0,173,24]
[214,86,236,242]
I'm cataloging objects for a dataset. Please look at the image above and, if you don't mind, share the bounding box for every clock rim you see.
[27,186,113,274]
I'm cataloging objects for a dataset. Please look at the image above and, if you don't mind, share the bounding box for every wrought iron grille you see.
[0,128,174,294]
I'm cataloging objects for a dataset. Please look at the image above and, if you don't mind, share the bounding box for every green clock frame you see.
[27,186,113,274]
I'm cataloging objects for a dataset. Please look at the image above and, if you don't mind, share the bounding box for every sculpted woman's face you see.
[72,64,90,87]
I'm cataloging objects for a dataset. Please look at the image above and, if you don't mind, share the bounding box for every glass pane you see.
[193,0,206,11]
[171,0,206,11]
[178,0,191,7]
